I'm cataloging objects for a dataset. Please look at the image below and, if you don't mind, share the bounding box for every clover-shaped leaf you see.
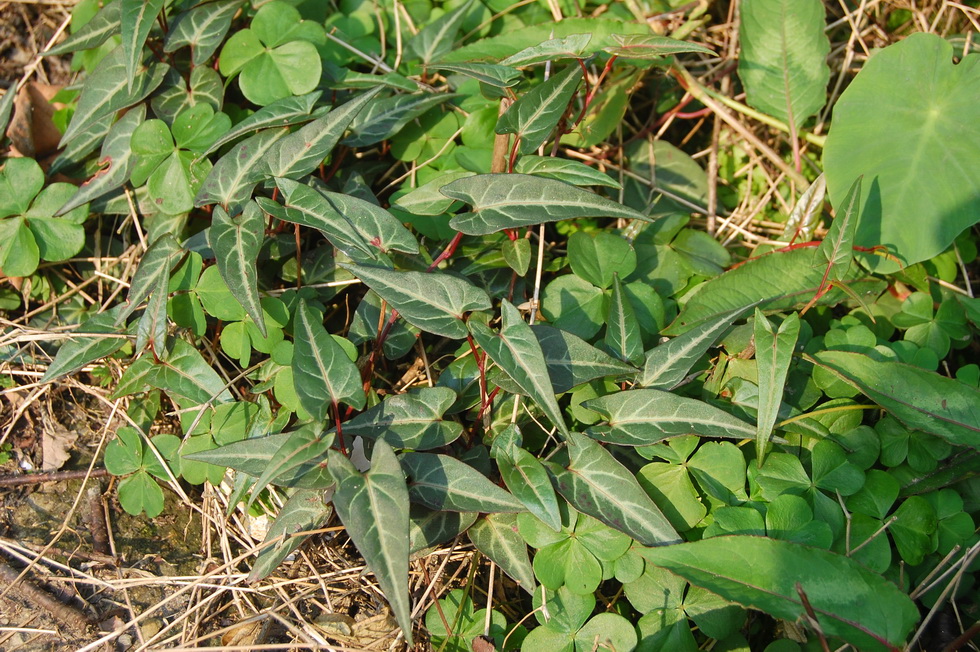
[891,292,971,358]
[130,104,230,214]
[217,1,324,106]
[0,158,88,277]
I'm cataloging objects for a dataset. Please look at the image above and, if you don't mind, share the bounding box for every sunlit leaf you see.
[470,300,568,437]
[400,452,524,512]
[551,432,679,546]
[342,263,491,339]
[292,299,366,417]
[443,174,649,235]
[164,0,242,65]
[643,536,918,652]
[495,65,581,155]
[248,490,333,582]
[467,513,536,592]
[208,202,266,335]
[585,390,755,445]
[754,310,800,464]
[329,441,412,644]
[121,0,166,92]
[341,387,463,450]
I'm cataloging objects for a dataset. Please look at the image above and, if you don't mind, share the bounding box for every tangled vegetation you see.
[1,0,979,649]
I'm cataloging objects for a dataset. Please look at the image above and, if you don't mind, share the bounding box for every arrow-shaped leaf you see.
[195,128,286,211]
[603,33,715,59]
[60,46,169,147]
[641,303,755,389]
[249,426,335,507]
[197,91,323,159]
[407,0,472,65]
[329,441,413,645]
[146,338,233,405]
[551,432,679,546]
[342,264,491,339]
[208,202,266,335]
[642,536,918,652]
[501,33,593,67]
[532,325,636,393]
[121,0,166,92]
[467,513,537,593]
[497,445,562,532]
[443,174,649,235]
[45,0,121,56]
[585,389,755,445]
[58,105,145,215]
[754,310,800,464]
[116,233,184,324]
[164,0,242,66]
[263,87,382,179]
[292,299,366,417]
[400,452,524,513]
[341,387,463,450]
[495,65,581,155]
[41,306,131,383]
[469,300,569,437]
[605,274,644,365]
[248,490,333,582]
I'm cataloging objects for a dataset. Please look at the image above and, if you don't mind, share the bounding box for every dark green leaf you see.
[183,432,292,478]
[116,233,184,324]
[195,128,287,212]
[443,174,649,235]
[585,390,755,445]
[567,230,636,289]
[249,427,334,504]
[643,536,918,652]
[208,202,266,335]
[341,387,463,450]
[641,303,755,389]
[41,307,130,383]
[409,505,478,554]
[197,92,324,158]
[469,300,568,437]
[532,325,636,393]
[329,441,412,644]
[292,299,366,416]
[551,432,679,546]
[146,338,233,405]
[400,452,523,512]
[407,0,472,65]
[497,446,561,532]
[342,263,491,339]
[754,310,800,464]
[58,105,145,215]
[514,155,620,189]
[263,88,382,179]
[815,176,862,282]
[430,62,522,88]
[500,33,593,67]
[121,0,165,91]
[495,65,581,155]
[810,350,980,449]
[467,513,536,592]
[342,93,454,147]
[164,0,242,65]
[665,248,885,336]
[248,490,333,582]
[604,275,644,365]
[59,46,169,147]
[44,0,121,56]
[603,33,714,59]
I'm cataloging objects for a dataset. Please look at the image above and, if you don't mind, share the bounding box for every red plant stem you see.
[467,334,488,411]
[426,232,464,272]
[333,400,347,456]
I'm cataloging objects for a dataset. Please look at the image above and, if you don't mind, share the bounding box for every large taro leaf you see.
[664,247,885,335]
[738,0,830,127]
[442,174,649,235]
[643,536,919,652]
[341,264,491,339]
[810,350,980,449]
[550,432,679,546]
[823,33,980,272]
[340,387,463,450]
[292,299,365,417]
[469,300,569,438]
[248,489,333,582]
[400,452,524,513]
[329,441,413,645]
[208,202,266,335]
[585,390,755,446]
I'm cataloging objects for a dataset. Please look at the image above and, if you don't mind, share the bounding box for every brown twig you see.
[0,467,111,487]
[0,560,95,633]
[83,485,111,555]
